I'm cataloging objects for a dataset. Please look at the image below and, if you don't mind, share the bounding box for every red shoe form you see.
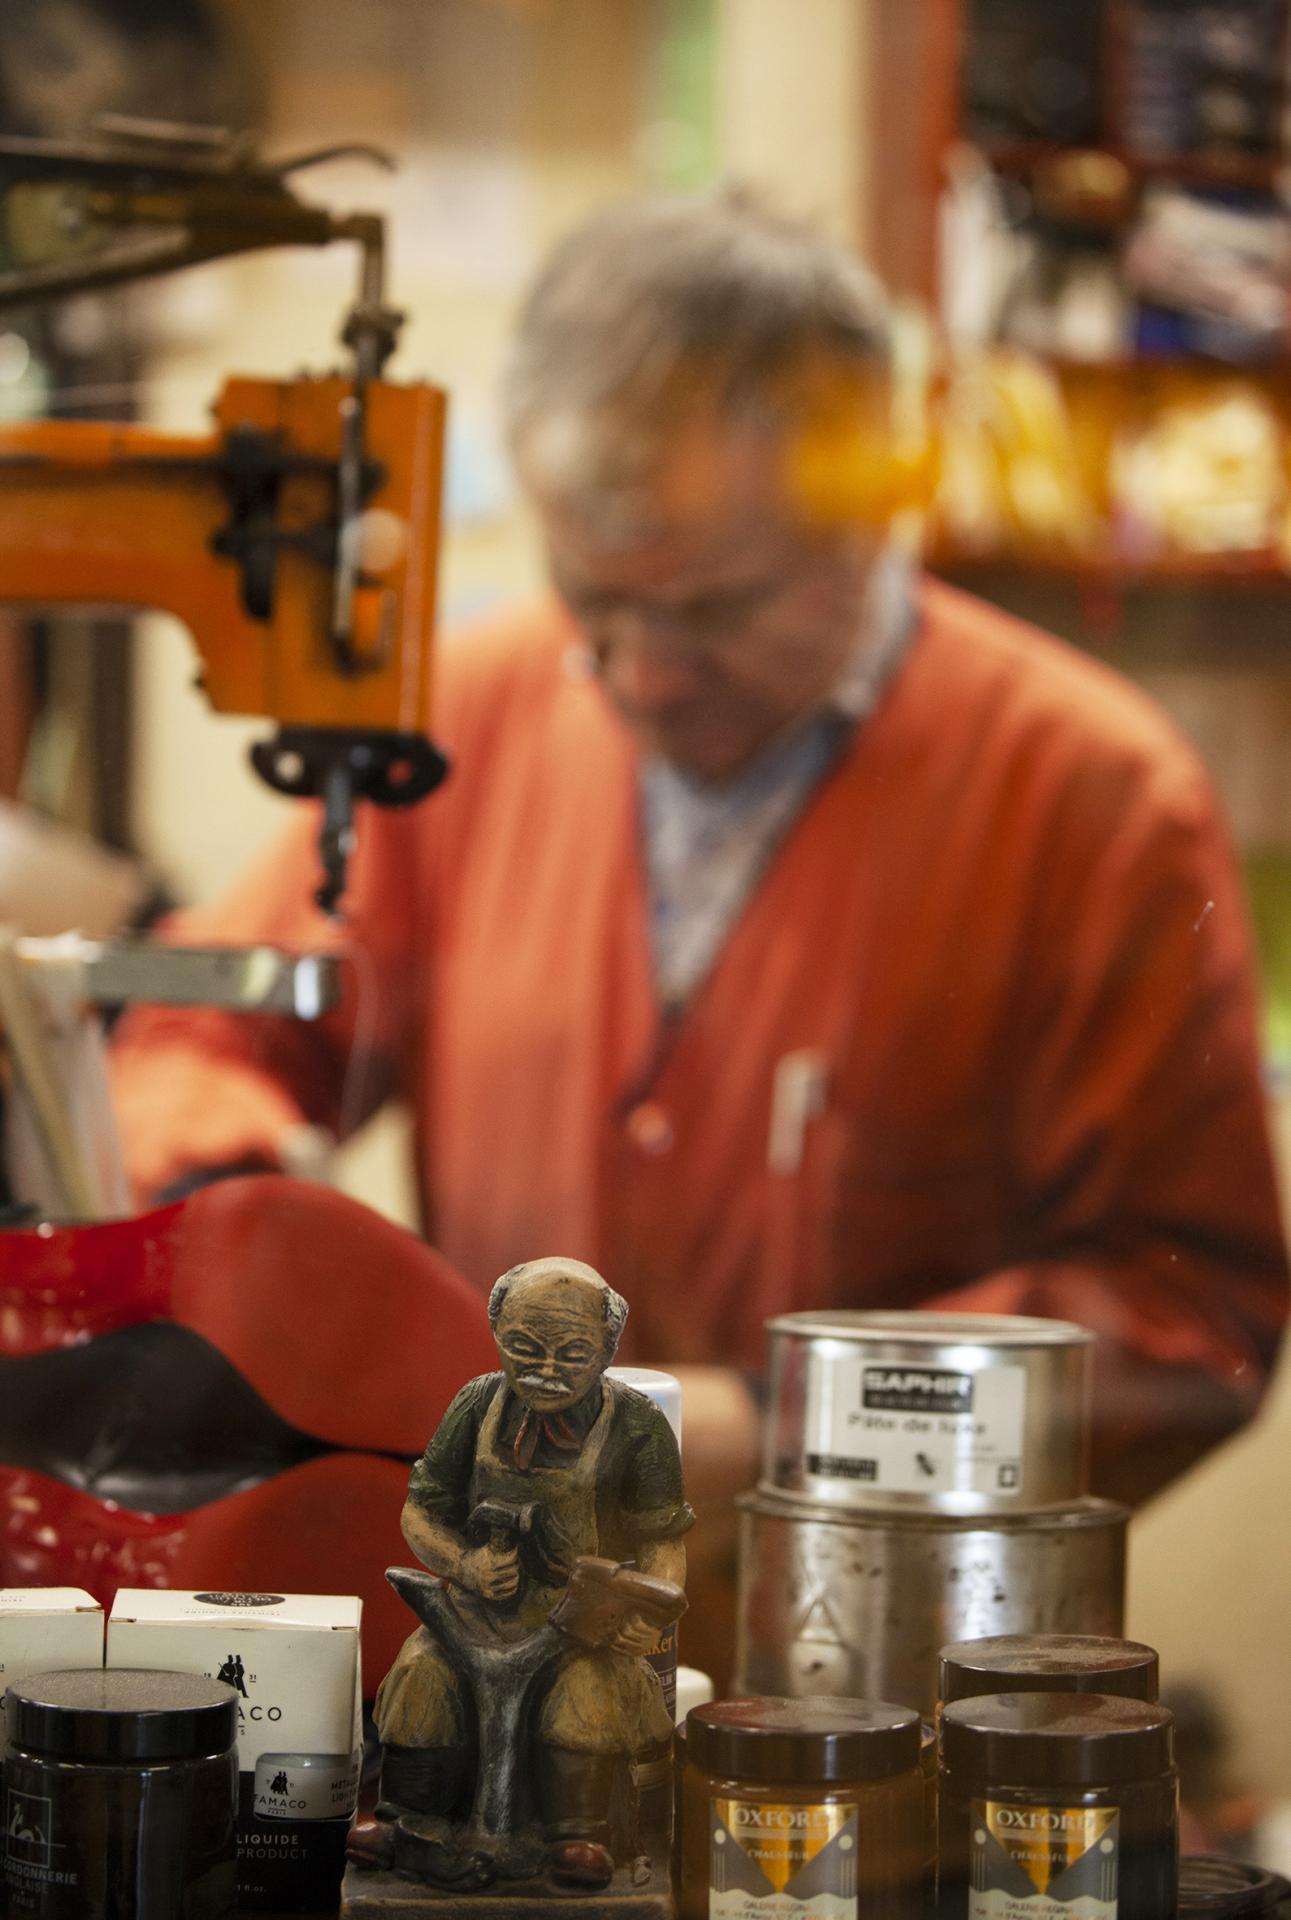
[0,1175,496,1681]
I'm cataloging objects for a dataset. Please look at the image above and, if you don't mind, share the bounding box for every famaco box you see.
[107,1589,361,1912]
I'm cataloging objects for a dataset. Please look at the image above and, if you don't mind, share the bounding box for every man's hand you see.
[459,1542,522,1602]
[400,1499,522,1600]
[661,1365,761,1691]
[667,1366,760,1509]
[612,1610,660,1657]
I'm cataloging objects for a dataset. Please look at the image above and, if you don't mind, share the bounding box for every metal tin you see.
[734,1490,1127,1718]
[762,1311,1093,1514]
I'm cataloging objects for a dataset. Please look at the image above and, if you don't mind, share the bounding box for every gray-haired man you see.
[111,193,1288,1692]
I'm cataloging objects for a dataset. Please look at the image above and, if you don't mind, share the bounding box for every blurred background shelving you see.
[862,0,1291,591]
[867,0,1291,306]
[859,0,1291,1055]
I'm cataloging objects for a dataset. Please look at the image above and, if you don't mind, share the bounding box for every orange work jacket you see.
[110,580,1289,1494]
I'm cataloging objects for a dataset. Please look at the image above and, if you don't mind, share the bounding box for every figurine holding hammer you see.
[371,1256,694,1893]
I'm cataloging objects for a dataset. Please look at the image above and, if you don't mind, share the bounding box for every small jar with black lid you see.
[3,1668,237,1919]
[939,1636,1160,1710]
[1178,1855,1291,1917]
[679,1696,924,1920]
[938,1692,1177,1920]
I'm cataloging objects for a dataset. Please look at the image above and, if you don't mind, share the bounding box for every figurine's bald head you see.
[488,1258,628,1412]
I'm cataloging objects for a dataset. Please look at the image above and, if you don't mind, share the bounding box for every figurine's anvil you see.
[386,1564,568,1880]
[342,1558,684,1917]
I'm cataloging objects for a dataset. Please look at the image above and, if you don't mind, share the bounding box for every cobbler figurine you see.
[343,1257,692,1913]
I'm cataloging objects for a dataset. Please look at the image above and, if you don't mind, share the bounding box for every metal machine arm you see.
[0,123,450,912]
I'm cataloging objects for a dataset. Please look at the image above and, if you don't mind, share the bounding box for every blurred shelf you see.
[932,562,1291,670]
[981,350,1291,373]
[977,139,1289,195]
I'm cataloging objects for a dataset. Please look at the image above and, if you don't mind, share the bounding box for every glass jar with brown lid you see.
[939,1635,1160,1710]
[678,1696,923,1920]
[938,1691,1177,1920]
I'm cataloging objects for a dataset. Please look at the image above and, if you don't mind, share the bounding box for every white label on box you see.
[110,1589,360,1630]
[804,1361,1027,1497]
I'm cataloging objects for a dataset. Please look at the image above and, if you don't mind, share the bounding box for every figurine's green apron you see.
[375,1379,671,1754]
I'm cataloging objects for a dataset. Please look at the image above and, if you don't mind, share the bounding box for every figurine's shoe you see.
[390,1818,499,1891]
[549,1840,615,1889]
[346,1818,394,1870]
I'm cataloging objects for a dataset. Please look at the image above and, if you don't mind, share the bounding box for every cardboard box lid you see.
[109,1589,361,1630]
[0,1588,102,1614]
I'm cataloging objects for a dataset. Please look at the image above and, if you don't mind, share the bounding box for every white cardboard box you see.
[107,1589,362,1912]
[0,1589,104,1760]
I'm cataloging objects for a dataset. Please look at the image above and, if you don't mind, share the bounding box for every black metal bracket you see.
[249,727,450,916]
[208,424,385,629]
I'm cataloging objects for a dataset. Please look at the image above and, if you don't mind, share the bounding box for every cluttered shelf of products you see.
[868,0,1291,329]
[914,352,1291,580]
[963,0,1291,151]
[929,205,1291,573]
[977,140,1287,196]
[878,0,1291,323]
[918,0,1291,583]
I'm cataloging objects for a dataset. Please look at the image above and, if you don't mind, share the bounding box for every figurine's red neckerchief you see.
[512,1408,581,1469]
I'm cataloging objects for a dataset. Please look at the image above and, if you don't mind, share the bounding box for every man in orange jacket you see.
[110,195,1288,1616]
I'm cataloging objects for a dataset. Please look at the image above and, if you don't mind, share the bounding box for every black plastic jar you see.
[3,1668,238,1919]
[938,1691,1177,1920]
[939,1635,1160,1709]
[1178,1855,1291,1917]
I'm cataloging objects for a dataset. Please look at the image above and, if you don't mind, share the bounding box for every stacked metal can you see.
[734,1311,1127,1717]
